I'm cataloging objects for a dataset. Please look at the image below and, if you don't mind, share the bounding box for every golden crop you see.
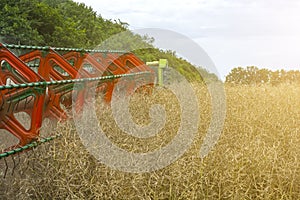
[1,83,300,199]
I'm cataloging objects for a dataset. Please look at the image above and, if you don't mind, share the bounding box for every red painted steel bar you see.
[0,44,46,148]
[0,43,155,152]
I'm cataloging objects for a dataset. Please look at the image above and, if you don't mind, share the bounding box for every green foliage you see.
[0,0,127,47]
[136,49,219,83]
[226,66,300,85]
[0,1,43,44]
[0,0,217,82]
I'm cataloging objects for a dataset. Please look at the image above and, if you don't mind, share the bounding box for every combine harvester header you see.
[0,43,155,162]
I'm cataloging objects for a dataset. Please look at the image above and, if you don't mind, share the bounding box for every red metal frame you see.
[0,44,155,151]
[0,44,45,148]
[19,49,90,120]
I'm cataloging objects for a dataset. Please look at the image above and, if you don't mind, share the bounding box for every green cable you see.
[0,71,151,90]
[2,43,126,54]
[0,134,62,159]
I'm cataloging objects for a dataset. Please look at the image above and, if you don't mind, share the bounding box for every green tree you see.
[0,2,43,44]
[226,67,300,85]
[0,0,217,83]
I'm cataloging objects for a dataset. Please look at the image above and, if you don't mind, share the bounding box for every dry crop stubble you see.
[1,83,300,199]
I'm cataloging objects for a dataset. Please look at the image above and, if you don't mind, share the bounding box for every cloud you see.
[74,0,300,77]
[76,0,300,38]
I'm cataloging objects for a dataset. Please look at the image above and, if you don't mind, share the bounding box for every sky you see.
[74,0,300,79]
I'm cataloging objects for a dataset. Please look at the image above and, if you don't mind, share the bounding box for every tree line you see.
[226,66,300,85]
[0,0,219,83]
[0,0,128,47]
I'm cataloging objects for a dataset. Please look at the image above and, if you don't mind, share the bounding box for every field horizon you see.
[1,82,299,199]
